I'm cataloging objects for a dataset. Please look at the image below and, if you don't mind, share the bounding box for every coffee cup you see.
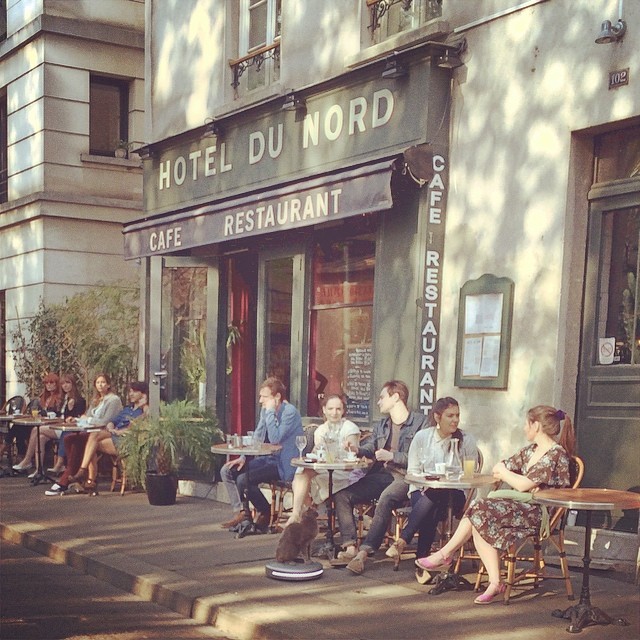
[242,435,252,447]
[345,451,357,462]
[47,411,57,419]
[434,462,446,475]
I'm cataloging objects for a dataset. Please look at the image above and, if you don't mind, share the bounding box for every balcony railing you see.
[229,41,281,90]
[366,0,442,33]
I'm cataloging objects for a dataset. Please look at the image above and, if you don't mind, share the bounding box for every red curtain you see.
[229,261,256,435]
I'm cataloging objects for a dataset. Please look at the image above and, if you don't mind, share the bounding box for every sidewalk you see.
[1,476,638,640]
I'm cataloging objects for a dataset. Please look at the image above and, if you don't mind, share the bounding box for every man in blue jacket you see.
[220,377,303,533]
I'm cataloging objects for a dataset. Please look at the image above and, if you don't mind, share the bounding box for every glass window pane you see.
[598,208,639,364]
[161,267,208,404]
[594,126,640,182]
[308,236,375,419]
[90,79,127,156]
[248,0,267,50]
[265,257,292,392]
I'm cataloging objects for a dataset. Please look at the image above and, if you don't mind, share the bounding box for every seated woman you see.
[45,373,123,495]
[49,373,87,474]
[385,396,478,565]
[12,373,63,475]
[68,381,149,486]
[284,394,360,527]
[415,405,575,605]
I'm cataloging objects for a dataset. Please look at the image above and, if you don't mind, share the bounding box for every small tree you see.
[11,283,139,399]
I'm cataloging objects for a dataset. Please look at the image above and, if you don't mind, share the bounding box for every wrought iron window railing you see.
[229,41,280,90]
[366,0,442,33]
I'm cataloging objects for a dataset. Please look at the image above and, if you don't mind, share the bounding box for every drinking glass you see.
[296,435,307,459]
[31,408,39,418]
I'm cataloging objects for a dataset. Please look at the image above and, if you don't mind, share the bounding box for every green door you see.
[576,185,640,523]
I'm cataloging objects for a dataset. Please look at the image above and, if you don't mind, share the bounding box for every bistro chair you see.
[475,455,585,604]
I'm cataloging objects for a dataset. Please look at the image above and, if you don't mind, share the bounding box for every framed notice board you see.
[455,274,514,389]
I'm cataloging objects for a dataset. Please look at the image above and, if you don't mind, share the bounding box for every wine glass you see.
[296,435,307,459]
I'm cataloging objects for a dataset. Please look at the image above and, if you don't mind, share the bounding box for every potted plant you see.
[117,399,222,505]
[115,140,131,158]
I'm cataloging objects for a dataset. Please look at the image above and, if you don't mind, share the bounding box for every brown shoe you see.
[220,511,248,529]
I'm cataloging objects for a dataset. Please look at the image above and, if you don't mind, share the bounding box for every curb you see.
[0,518,267,640]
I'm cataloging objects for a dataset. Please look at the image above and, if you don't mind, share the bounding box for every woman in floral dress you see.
[416,405,576,605]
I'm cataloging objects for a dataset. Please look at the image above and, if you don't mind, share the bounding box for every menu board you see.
[345,345,372,419]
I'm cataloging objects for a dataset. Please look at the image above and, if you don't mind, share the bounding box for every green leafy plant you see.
[179,322,206,402]
[11,283,139,398]
[117,399,222,489]
[226,322,242,375]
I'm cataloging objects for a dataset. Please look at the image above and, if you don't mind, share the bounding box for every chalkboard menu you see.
[345,345,372,419]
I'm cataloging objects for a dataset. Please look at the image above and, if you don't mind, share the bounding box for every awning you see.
[123,157,398,260]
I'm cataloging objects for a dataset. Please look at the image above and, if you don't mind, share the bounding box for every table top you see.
[291,457,367,471]
[0,413,27,421]
[405,472,498,490]
[534,488,640,511]
[11,417,64,427]
[55,424,103,432]
[211,442,281,456]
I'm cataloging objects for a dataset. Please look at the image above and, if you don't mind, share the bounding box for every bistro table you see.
[291,456,368,558]
[405,472,498,593]
[211,442,282,538]
[12,417,65,485]
[534,487,640,634]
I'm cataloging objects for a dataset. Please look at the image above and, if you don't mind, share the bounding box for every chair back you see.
[302,423,317,456]
[2,395,25,414]
[476,447,484,473]
[547,455,584,535]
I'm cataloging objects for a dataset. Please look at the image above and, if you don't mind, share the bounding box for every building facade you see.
[0,0,145,395]
[127,0,639,527]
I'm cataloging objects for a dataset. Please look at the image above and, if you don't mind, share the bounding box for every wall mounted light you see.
[135,145,153,159]
[282,92,306,112]
[596,0,627,43]
[381,54,408,79]
[203,119,221,141]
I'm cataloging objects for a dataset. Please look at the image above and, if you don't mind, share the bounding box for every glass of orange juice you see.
[463,458,476,478]
[31,408,40,418]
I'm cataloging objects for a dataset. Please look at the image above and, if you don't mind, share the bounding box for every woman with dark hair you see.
[68,381,149,487]
[11,373,64,474]
[416,405,575,605]
[385,397,478,563]
[45,373,122,495]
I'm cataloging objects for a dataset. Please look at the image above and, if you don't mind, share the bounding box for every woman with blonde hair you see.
[416,405,575,605]
[45,373,122,495]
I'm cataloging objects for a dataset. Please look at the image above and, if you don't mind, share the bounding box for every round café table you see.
[12,417,65,485]
[291,457,367,557]
[405,472,498,593]
[535,487,640,634]
[211,442,281,538]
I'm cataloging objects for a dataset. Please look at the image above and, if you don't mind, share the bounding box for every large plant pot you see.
[145,472,178,506]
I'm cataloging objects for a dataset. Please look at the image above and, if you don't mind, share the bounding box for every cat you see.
[275,507,319,563]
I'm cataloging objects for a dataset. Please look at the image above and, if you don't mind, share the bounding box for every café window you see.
[366,0,442,44]
[307,234,375,420]
[594,126,640,182]
[89,76,129,157]
[233,0,281,92]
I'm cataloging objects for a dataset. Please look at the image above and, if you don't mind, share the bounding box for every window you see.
[367,0,442,44]
[596,208,639,364]
[594,126,640,182]
[307,234,376,420]
[0,0,7,41]
[0,93,7,203]
[89,76,129,157]
[235,0,281,92]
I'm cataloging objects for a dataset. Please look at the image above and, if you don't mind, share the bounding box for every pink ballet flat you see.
[474,582,505,604]
[415,551,451,572]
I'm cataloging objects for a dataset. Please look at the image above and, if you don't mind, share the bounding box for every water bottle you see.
[445,439,463,480]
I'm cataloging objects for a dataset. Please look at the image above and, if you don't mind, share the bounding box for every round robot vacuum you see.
[265,560,324,581]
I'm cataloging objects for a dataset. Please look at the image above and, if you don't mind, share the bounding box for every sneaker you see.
[27,470,39,479]
[45,483,66,496]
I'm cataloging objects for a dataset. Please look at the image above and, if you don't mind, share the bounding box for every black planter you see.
[145,472,178,506]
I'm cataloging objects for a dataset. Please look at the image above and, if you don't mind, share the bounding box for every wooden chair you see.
[110,455,128,495]
[475,455,585,604]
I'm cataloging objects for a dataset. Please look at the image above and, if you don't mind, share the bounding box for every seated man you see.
[220,377,303,533]
[331,380,427,573]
